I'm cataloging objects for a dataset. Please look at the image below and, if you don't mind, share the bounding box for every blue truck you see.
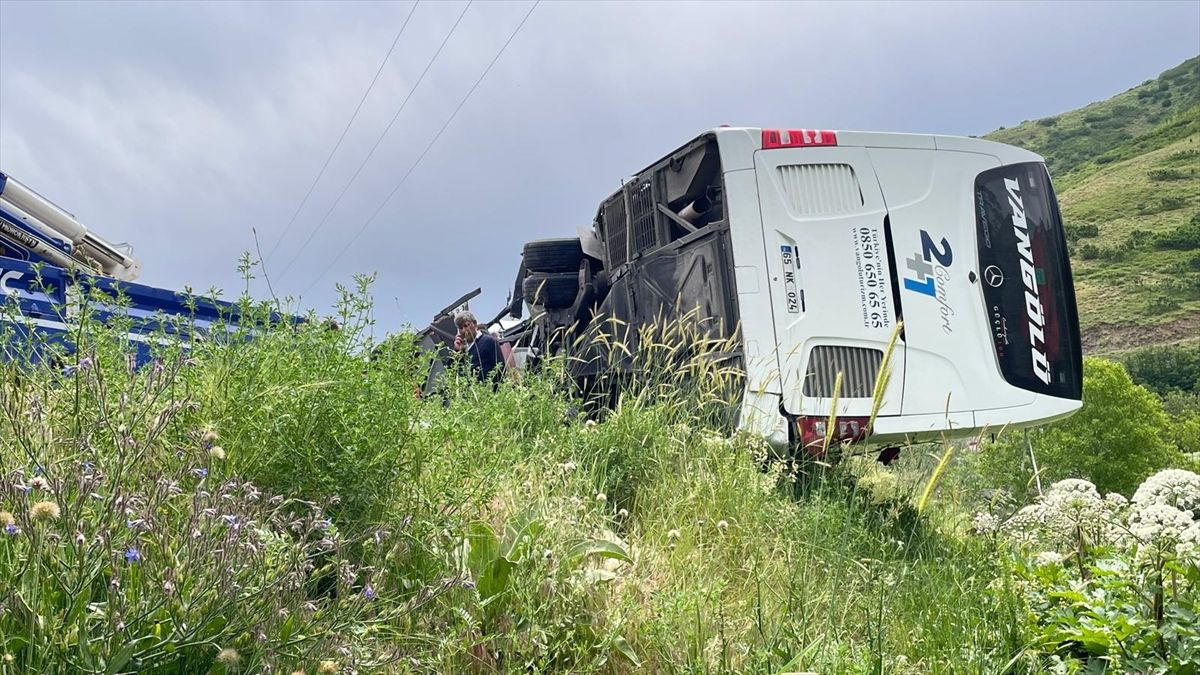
[0,171,244,365]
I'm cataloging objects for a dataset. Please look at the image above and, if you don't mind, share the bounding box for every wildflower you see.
[0,511,12,527]
[1178,522,1200,564]
[363,585,376,600]
[78,356,93,371]
[318,661,339,674]
[192,468,209,479]
[208,446,226,461]
[216,648,240,666]
[1129,503,1194,546]
[461,579,477,591]
[33,465,43,476]
[1034,551,1064,567]
[315,518,332,531]
[126,518,146,530]
[2,654,11,664]
[5,524,19,536]
[14,482,31,494]
[221,515,238,527]
[30,500,61,524]
[81,460,95,474]
[717,520,729,532]
[30,476,49,491]
[125,548,142,564]
[595,492,607,503]
[971,512,1000,535]
[618,508,629,518]
[1132,469,1200,512]
[668,529,681,539]
[1045,479,1104,521]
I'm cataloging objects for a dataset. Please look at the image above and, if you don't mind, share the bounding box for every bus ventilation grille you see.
[603,196,628,268]
[803,346,883,399]
[628,180,657,256]
[776,164,864,217]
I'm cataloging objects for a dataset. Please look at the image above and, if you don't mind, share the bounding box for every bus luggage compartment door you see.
[752,146,903,419]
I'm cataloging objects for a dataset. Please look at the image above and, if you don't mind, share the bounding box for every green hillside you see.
[985,57,1200,354]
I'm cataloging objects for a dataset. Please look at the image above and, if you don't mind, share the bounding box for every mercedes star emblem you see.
[984,265,1004,287]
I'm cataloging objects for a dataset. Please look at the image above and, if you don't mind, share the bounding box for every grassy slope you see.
[984,57,1200,353]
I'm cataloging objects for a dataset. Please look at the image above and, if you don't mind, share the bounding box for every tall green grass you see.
[0,276,1072,672]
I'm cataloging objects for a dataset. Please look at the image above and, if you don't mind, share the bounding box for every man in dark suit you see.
[452,311,506,386]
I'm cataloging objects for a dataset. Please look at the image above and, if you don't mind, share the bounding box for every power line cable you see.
[265,0,420,264]
[275,1,473,282]
[300,0,539,299]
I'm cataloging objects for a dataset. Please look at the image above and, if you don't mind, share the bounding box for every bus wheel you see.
[876,446,901,466]
[523,272,579,309]
[522,238,584,274]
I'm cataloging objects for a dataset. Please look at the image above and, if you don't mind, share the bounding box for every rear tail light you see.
[796,415,869,456]
[762,128,837,150]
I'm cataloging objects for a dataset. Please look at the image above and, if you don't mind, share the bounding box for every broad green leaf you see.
[107,642,137,674]
[567,539,631,566]
[478,557,514,600]
[503,517,546,564]
[280,614,295,643]
[611,636,641,668]
[465,522,500,579]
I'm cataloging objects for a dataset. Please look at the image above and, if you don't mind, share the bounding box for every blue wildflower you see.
[5,524,18,536]
[33,465,44,476]
[192,468,208,479]
[81,460,94,473]
[364,585,376,600]
[124,548,141,563]
[221,515,237,527]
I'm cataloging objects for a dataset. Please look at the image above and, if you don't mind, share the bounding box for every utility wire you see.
[265,0,420,264]
[301,0,539,298]
[276,1,473,282]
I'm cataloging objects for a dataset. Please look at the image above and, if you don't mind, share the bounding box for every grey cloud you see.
[1,0,1197,330]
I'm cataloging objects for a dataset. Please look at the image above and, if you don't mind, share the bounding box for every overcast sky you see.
[1,0,1197,332]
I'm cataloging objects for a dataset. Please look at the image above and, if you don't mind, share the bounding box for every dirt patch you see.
[1083,312,1200,355]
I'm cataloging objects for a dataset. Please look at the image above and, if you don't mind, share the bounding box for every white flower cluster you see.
[972,511,1000,535]
[1131,469,1200,513]
[996,470,1200,565]
[1129,503,1194,545]
[1179,522,1200,564]
[1043,479,1105,521]
[1131,470,1200,562]
[1034,551,1064,567]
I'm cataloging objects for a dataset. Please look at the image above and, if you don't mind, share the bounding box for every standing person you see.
[452,311,506,386]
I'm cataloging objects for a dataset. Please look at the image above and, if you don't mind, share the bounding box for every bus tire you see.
[523,271,578,309]
[522,238,584,274]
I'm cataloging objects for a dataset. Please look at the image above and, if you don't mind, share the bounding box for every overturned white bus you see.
[473,127,1083,455]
